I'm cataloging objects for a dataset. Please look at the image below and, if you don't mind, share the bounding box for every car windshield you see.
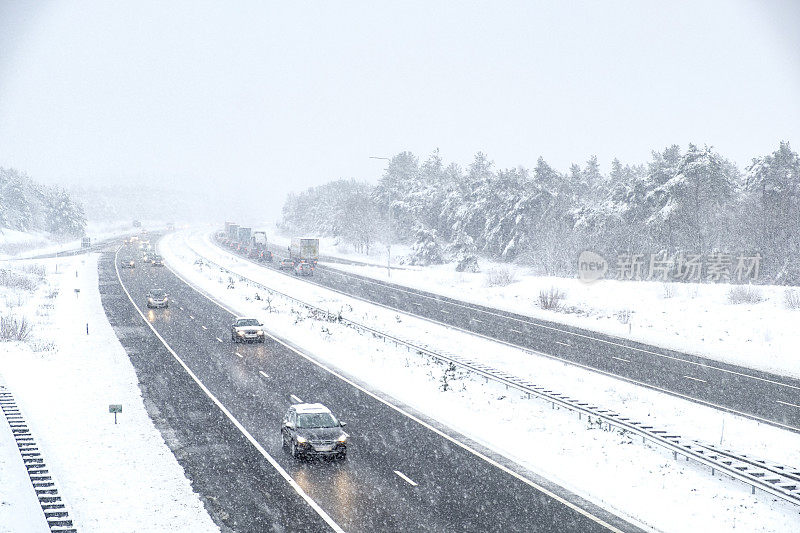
[150,290,165,298]
[296,412,338,429]
[236,319,259,327]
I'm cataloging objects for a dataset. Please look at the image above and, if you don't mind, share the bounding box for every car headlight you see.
[296,435,307,444]
[256,329,264,335]
[237,330,244,336]
[337,434,348,443]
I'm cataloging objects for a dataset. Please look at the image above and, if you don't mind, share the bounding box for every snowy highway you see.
[238,240,800,433]
[98,242,642,532]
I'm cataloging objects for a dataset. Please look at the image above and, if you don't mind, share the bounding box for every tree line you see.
[0,167,87,238]
[281,142,800,283]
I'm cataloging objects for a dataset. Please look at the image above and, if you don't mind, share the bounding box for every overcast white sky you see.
[1,1,798,218]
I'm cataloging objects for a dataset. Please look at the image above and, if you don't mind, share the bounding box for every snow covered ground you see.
[165,229,800,533]
[0,220,156,259]
[0,254,218,532]
[247,226,800,379]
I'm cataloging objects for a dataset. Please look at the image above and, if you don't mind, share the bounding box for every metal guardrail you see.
[185,236,800,507]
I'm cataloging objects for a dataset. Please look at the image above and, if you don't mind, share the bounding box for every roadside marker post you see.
[109,404,122,424]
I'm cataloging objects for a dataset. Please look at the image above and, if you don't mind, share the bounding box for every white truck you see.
[289,238,319,266]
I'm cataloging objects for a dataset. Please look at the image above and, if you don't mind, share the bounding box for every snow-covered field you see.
[165,230,800,533]
[0,221,159,259]
[247,226,800,379]
[0,254,217,532]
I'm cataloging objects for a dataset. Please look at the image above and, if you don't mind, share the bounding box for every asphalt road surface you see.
[228,240,800,433]
[100,243,643,532]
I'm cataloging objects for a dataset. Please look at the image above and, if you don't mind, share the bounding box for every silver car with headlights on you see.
[230,317,265,343]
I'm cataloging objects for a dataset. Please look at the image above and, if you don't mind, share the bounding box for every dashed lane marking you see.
[216,337,223,343]
[201,325,207,330]
[612,357,630,363]
[776,400,800,409]
[259,371,269,378]
[189,315,195,319]
[555,341,570,347]
[683,375,707,384]
[290,394,303,403]
[394,471,418,486]
[235,352,243,358]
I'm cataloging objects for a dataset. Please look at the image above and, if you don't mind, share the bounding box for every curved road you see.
[99,242,642,532]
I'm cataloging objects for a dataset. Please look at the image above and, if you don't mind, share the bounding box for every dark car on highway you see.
[281,403,348,460]
[150,255,164,266]
[293,261,313,276]
[121,259,135,268]
[278,258,294,270]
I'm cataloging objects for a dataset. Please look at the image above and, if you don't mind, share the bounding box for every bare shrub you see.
[484,267,516,287]
[0,269,39,291]
[785,289,800,310]
[46,289,59,299]
[661,283,674,299]
[30,340,56,352]
[20,264,46,277]
[538,287,565,310]
[727,285,764,304]
[0,315,31,341]
[616,309,632,324]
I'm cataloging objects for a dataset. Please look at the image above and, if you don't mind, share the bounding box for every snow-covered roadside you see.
[0,221,155,260]
[0,255,218,532]
[165,230,800,533]
[239,226,800,379]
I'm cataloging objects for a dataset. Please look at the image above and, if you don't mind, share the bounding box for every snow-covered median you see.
[0,254,218,532]
[164,230,800,533]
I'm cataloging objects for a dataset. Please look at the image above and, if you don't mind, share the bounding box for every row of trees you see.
[0,167,87,238]
[281,142,800,283]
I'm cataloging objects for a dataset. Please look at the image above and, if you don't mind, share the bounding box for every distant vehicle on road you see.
[290,238,319,265]
[146,289,169,308]
[166,222,175,231]
[282,403,348,460]
[81,236,91,249]
[278,258,294,270]
[133,220,142,228]
[150,255,164,266]
[121,260,135,268]
[230,317,265,343]
[293,261,313,276]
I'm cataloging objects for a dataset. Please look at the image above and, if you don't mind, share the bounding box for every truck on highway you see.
[238,227,252,248]
[227,223,240,241]
[250,231,273,262]
[290,238,319,265]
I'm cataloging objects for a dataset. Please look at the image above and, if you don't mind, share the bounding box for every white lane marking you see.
[412,302,422,307]
[189,315,195,319]
[555,341,570,347]
[179,306,184,311]
[394,470,418,486]
[683,375,707,384]
[197,235,800,433]
[612,357,630,363]
[113,246,345,533]
[259,370,269,378]
[164,255,626,532]
[776,400,800,409]
[216,337,223,343]
[510,328,523,334]
[472,318,483,323]
[440,309,450,314]
[235,352,243,358]
[201,325,207,330]
[290,394,303,404]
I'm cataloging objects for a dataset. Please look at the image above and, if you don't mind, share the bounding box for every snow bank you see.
[0,254,218,532]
